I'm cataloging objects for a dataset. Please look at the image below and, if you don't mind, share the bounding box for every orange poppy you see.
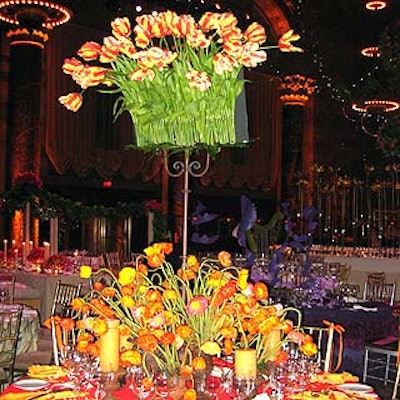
[217,251,231,267]
[180,364,194,377]
[159,332,175,346]
[183,388,197,400]
[253,282,269,300]
[93,281,104,291]
[136,333,159,352]
[192,356,206,370]
[176,325,193,339]
[59,318,75,331]
[120,349,142,367]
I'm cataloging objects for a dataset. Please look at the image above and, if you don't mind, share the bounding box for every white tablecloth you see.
[324,255,400,300]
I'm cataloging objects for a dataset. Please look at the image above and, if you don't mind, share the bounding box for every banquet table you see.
[0,304,40,356]
[300,301,398,376]
[0,369,381,400]
[10,270,90,323]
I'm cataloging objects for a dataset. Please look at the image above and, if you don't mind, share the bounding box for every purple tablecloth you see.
[300,302,398,375]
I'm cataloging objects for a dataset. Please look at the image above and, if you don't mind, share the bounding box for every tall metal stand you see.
[162,149,210,264]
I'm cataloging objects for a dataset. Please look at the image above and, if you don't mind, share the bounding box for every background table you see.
[12,271,89,323]
[0,304,40,356]
[300,301,398,376]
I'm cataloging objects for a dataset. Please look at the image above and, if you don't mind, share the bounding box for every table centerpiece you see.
[61,243,318,398]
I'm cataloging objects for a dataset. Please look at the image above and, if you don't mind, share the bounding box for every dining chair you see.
[302,325,335,372]
[362,336,399,387]
[392,357,400,399]
[0,273,16,304]
[13,280,82,376]
[105,251,121,269]
[0,306,23,389]
[51,280,82,317]
[367,272,386,285]
[363,282,396,306]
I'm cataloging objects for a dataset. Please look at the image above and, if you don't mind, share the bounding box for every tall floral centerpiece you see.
[58,10,302,260]
[59,10,302,153]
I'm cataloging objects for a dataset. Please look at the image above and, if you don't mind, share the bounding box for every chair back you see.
[51,281,82,318]
[367,272,386,285]
[303,325,335,372]
[363,281,396,305]
[0,306,23,383]
[0,274,15,304]
[89,269,114,291]
[105,252,121,269]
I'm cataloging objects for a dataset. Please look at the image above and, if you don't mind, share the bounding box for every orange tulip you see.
[58,92,83,112]
[192,356,206,370]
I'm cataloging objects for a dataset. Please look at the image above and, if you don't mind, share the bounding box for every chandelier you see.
[0,0,72,48]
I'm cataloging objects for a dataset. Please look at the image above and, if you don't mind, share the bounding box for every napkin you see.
[289,391,330,399]
[352,305,378,312]
[28,364,68,380]
[0,391,48,400]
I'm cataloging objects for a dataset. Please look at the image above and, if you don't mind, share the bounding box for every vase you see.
[155,371,186,400]
[130,99,237,151]
[234,349,257,380]
[263,328,282,362]
[100,319,120,373]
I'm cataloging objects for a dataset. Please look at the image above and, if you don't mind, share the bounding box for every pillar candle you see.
[100,319,120,372]
[3,239,7,262]
[22,242,26,264]
[43,242,50,260]
[234,349,257,380]
[25,202,30,244]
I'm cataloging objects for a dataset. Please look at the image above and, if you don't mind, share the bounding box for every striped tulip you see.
[134,25,152,49]
[129,68,155,81]
[244,22,267,45]
[58,92,83,112]
[278,29,304,53]
[62,57,83,75]
[77,41,101,61]
[111,17,131,39]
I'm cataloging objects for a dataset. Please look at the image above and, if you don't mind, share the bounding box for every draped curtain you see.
[200,70,282,195]
[44,23,160,182]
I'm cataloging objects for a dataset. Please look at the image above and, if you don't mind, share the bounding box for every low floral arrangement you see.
[59,10,302,154]
[63,243,317,394]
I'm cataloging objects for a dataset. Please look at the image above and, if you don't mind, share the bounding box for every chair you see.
[363,282,396,306]
[362,336,399,387]
[51,280,82,317]
[13,281,82,375]
[302,325,336,372]
[392,359,400,399]
[105,252,121,269]
[367,272,386,285]
[0,274,16,304]
[89,269,114,290]
[0,306,23,389]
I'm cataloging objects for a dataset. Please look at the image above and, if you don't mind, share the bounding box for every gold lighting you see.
[0,0,71,28]
[280,74,316,106]
[351,99,399,113]
[365,1,388,10]
[361,46,381,57]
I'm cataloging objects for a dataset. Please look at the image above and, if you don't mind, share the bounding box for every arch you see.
[254,0,291,39]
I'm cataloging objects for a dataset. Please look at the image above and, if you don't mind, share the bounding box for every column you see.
[0,2,72,244]
[280,74,316,209]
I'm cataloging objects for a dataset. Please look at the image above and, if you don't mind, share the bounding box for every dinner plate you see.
[338,383,373,393]
[14,378,49,391]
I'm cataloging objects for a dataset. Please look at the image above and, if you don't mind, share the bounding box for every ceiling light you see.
[365,1,388,11]
[361,46,381,57]
[352,100,399,113]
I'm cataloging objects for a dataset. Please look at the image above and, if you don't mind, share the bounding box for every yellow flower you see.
[200,340,221,355]
[118,267,136,286]
[79,265,92,279]
[121,295,135,309]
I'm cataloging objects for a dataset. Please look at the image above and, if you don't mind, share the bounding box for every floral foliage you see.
[69,243,316,379]
[59,11,302,153]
